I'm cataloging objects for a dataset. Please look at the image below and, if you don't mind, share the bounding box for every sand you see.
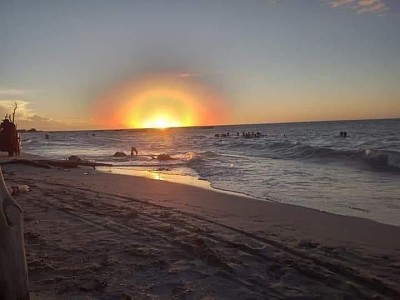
[1,153,400,299]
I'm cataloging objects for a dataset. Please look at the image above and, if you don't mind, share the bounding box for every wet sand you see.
[2,154,400,299]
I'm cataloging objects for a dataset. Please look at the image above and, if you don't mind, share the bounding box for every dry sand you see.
[1,154,400,299]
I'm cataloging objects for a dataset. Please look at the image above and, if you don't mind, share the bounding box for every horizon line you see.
[20,116,400,133]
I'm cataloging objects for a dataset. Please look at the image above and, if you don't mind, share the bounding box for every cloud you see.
[0,87,38,97]
[172,71,224,79]
[0,100,34,120]
[0,99,94,130]
[0,100,68,130]
[27,114,51,122]
[174,72,202,78]
[328,0,389,14]
[330,0,354,8]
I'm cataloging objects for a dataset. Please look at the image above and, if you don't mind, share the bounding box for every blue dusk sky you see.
[1,0,399,130]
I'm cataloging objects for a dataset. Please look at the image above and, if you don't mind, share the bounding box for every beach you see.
[2,0,399,297]
[2,154,399,299]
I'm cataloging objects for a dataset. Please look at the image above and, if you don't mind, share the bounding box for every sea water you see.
[20,119,400,226]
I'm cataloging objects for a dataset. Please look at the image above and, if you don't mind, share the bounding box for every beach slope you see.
[2,161,400,299]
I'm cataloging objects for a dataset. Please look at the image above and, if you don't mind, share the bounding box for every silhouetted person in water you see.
[68,155,82,163]
[113,147,138,157]
[151,153,175,161]
[131,147,138,156]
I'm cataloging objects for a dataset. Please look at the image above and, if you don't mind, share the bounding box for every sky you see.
[1,0,399,130]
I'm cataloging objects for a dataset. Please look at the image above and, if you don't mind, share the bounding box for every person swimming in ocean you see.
[113,146,138,157]
[131,146,138,156]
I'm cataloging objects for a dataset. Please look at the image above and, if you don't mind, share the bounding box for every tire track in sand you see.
[15,175,400,299]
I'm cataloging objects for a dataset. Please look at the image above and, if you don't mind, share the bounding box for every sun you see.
[140,113,183,129]
[124,88,200,129]
[93,73,231,129]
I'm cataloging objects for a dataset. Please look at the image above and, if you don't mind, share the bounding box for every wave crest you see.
[362,149,400,171]
[185,151,202,163]
[226,139,400,172]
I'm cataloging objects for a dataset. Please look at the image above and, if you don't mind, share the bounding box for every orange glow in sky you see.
[93,74,230,129]
[123,88,200,128]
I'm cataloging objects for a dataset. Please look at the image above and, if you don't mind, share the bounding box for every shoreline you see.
[1,155,400,298]
[3,152,399,228]
[97,165,259,200]
[116,165,400,229]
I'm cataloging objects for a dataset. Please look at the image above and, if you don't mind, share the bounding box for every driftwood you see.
[34,159,112,169]
[1,159,113,169]
[0,167,29,299]
[0,159,52,169]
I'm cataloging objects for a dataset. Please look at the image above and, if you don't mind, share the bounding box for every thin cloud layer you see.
[0,87,38,97]
[0,100,68,130]
[328,0,388,14]
[330,0,354,8]
[0,100,34,120]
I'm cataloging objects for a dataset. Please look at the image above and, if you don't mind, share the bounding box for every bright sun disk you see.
[94,74,231,129]
[141,114,182,129]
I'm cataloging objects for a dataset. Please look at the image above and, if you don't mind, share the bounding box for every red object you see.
[0,119,20,156]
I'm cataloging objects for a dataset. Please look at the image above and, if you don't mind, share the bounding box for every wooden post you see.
[0,167,29,299]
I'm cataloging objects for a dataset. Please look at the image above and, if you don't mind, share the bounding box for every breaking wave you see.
[362,149,400,171]
[225,140,400,172]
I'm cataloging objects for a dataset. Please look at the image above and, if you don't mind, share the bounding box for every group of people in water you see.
[65,129,350,165]
[242,131,262,138]
[215,131,262,138]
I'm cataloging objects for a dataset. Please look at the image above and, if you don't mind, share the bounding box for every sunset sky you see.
[1,0,399,130]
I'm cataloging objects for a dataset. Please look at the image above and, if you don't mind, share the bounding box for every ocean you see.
[20,119,400,226]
